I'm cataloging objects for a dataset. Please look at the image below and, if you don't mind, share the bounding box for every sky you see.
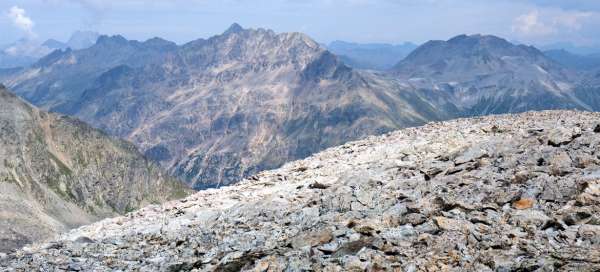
[1,0,600,50]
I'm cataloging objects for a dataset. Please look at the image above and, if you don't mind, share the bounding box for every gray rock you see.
[2,111,600,270]
[547,128,578,146]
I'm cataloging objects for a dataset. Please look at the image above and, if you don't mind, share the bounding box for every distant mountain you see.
[391,34,596,115]
[327,41,417,70]
[539,42,600,56]
[0,39,52,69]
[0,31,100,69]
[41,31,100,51]
[0,52,38,69]
[42,39,68,50]
[65,31,101,50]
[544,49,600,71]
[3,24,455,189]
[0,67,23,84]
[0,85,189,252]
[573,67,600,110]
[8,29,600,190]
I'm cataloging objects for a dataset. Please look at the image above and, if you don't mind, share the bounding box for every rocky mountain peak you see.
[41,39,67,50]
[281,31,321,50]
[142,37,178,50]
[390,34,584,115]
[402,34,537,66]
[33,48,72,68]
[180,25,329,73]
[223,22,245,35]
[67,31,100,49]
[95,35,130,47]
[447,34,511,46]
[394,33,565,80]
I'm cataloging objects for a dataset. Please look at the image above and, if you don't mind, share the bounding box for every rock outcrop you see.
[2,111,599,271]
[0,85,190,253]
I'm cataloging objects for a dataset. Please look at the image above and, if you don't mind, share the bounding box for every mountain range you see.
[1,23,600,261]
[0,84,189,252]
[326,41,418,70]
[543,49,600,71]
[2,24,600,190]
[1,24,457,189]
[0,31,99,69]
[43,31,100,51]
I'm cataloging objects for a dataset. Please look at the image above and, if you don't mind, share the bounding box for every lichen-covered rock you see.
[2,111,600,271]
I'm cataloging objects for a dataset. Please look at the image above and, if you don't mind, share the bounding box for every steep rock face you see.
[0,86,189,253]
[2,111,599,270]
[3,25,455,189]
[392,34,591,115]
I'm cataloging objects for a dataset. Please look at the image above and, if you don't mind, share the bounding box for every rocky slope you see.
[392,34,595,115]
[0,85,190,253]
[2,24,455,189]
[2,111,599,271]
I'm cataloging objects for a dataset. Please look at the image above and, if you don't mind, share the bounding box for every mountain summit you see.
[223,23,245,35]
[393,34,566,81]
[392,34,593,115]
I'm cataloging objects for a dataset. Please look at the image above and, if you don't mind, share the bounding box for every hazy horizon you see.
[2,0,600,51]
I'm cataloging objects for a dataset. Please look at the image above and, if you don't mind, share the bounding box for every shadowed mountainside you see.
[0,85,190,252]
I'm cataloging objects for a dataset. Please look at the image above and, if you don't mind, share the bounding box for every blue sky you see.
[1,0,600,48]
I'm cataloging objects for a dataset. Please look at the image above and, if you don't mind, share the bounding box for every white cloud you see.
[7,6,36,39]
[512,10,554,36]
[512,9,594,37]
